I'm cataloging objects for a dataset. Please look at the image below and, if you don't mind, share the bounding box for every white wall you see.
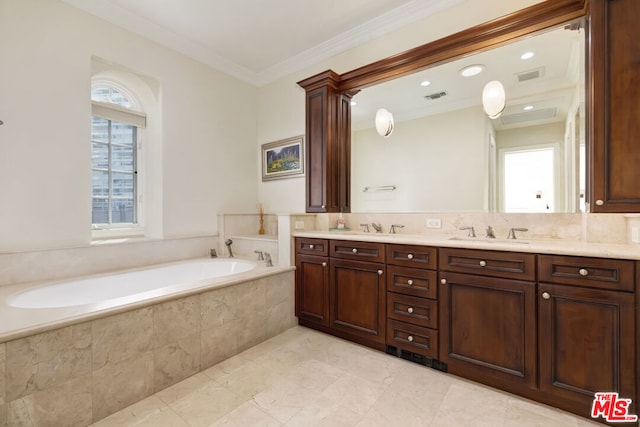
[352,107,488,212]
[256,0,545,213]
[0,0,258,252]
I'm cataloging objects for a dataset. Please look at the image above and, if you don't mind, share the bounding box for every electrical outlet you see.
[632,227,640,243]
[294,220,305,230]
[426,218,441,228]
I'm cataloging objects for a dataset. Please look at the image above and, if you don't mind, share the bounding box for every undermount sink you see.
[448,236,530,245]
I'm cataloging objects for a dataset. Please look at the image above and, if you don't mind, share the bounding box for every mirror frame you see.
[298,0,592,214]
[338,0,588,92]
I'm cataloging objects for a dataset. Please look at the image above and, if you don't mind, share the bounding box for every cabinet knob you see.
[378,270,383,276]
[595,200,604,206]
[441,279,447,285]
[321,262,327,267]
[321,205,326,209]
[407,307,414,314]
[407,279,414,286]
[579,268,589,277]
[407,254,414,260]
[542,292,551,300]
[352,248,358,254]
[479,260,487,267]
[407,335,414,342]
[309,244,315,249]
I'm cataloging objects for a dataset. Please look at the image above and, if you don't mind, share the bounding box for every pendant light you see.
[482,80,506,119]
[375,108,394,138]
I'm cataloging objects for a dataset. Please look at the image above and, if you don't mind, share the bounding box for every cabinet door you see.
[538,283,636,415]
[590,0,640,212]
[295,254,330,326]
[439,272,536,392]
[330,258,385,345]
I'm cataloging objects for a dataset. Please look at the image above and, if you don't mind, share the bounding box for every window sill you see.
[92,227,145,244]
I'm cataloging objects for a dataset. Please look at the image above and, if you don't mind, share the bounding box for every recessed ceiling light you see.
[459,64,485,77]
[420,80,431,87]
[523,105,534,111]
[521,51,535,60]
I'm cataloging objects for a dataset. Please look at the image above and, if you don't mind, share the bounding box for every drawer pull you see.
[321,262,327,267]
[479,260,487,267]
[440,279,447,285]
[407,279,414,286]
[352,248,358,254]
[378,270,383,276]
[407,307,414,314]
[407,335,414,342]
[309,244,315,249]
[542,292,551,300]
[579,268,589,277]
[407,254,414,260]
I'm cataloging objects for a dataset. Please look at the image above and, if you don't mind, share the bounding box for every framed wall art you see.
[261,135,304,181]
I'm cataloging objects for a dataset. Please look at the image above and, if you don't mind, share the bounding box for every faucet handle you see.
[486,226,495,238]
[360,223,370,233]
[264,252,273,267]
[254,250,264,260]
[507,227,528,239]
[459,226,476,238]
[389,224,404,234]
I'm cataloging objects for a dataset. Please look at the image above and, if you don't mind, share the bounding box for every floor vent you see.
[385,345,447,371]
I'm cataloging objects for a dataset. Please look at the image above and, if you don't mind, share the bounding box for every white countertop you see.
[293,231,640,260]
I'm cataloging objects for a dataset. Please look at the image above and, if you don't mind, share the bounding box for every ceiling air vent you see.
[515,67,545,83]
[424,91,447,100]
[500,107,557,125]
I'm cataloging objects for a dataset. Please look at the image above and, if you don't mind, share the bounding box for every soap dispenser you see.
[337,212,346,229]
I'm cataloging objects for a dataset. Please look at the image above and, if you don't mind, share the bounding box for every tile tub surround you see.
[0,270,295,426]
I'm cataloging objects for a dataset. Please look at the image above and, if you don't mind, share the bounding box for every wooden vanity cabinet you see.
[385,244,439,360]
[294,238,386,350]
[295,238,330,327]
[537,255,637,416]
[438,248,537,395]
[329,240,386,348]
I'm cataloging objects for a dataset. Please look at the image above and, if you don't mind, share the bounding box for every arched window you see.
[91,80,146,230]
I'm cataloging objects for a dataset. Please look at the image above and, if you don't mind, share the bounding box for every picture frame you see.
[261,135,305,181]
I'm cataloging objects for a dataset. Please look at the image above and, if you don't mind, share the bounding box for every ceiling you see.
[61,0,463,86]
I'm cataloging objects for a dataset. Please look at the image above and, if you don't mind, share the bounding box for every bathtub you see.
[7,258,256,309]
[0,257,282,342]
[0,257,296,425]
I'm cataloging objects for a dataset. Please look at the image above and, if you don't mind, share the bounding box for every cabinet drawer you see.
[439,247,535,281]
[387,293,437,329]
[538,255,634,292]
[387,266,437,299]
[387,319,438,359]
[386,244,437,269]
[296,238,329,256]
[330,240,385,263]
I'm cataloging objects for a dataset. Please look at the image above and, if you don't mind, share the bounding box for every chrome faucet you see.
[507,228,528,239]
[210,248,218,258]
[389,224,404,234]
[360,223,370,233]
[371,223,383,233]
[254,250,264,260]
[225,239,234,257]
[486,226,496,238]
[459,226,476,238]
[264,252,273,267]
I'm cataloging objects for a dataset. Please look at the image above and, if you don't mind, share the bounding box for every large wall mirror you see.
[350,20,586,213]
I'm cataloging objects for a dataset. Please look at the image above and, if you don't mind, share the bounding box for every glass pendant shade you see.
[375,108,394,137]
[482,80,506,119]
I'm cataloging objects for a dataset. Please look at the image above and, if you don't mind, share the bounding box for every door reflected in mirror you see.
[350,21,585,213]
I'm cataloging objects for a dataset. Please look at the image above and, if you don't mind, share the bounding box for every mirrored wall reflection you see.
[350,21,586,213]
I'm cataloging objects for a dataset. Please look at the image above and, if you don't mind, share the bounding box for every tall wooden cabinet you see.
[297,72,352,213]
[590,0,640,212]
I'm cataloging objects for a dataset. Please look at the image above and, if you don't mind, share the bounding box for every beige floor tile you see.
[91,396,187,427]
[97,326,602,427]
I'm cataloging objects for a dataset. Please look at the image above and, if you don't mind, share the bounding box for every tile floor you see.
[92,326,601,426]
